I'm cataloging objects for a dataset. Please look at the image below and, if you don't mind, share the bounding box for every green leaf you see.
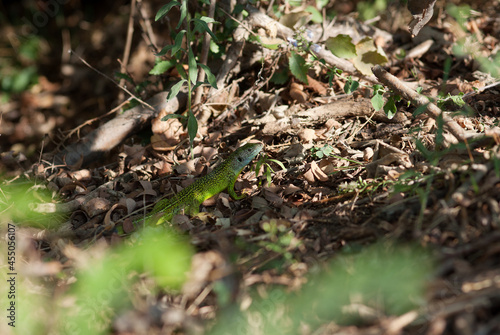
[188,49,198,85]
[271,69,289,85]
[177,0,187,29]
[255,156,265,176]
[371,92,384,111]
[135,80,151,93]
[161,113,186,121]
[306,6,323,23]
[325,35,357,59]
[383,96,397,118]
[289,51,308,84]
[267,158,286,170]
[115,72,134,83]
[449,93,466,107]
[344,76,359,94]
[198,64,217,89]
[171,30,186,58]
[174,63,187,79]
[413,104,428,116]
[155,1,180,21]
[12,66,37,93]
[187,110,198,143]
[265,168,272,185]
[167,79,186,101]
[192,17,218,41]
[210,40,219,53]
[155,45,173,56]
[149,60,176,75]
[316,0,329,10]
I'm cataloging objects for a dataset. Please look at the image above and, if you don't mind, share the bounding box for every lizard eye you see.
[237,157,243,162]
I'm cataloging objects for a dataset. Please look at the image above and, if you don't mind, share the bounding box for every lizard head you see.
[229,142,264,172]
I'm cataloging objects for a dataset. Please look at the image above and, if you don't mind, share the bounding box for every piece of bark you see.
[53,91,187,167]
[407,0,437,37]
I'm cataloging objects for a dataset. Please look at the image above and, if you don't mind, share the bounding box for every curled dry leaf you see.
[289,82,308,103]
[138,180,157,197]
[303,161,329,183]
[306,75,327,96]
[364,147,374,161]
[59,181,87,198]
[103,202,128,230]
[215,192,230,215]
[69,169,92,182]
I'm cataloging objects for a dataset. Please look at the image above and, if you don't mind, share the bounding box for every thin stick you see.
[118,0,137,102]
[372,65,466,143]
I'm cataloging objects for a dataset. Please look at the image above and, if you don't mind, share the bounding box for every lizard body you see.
[135,142,263,225]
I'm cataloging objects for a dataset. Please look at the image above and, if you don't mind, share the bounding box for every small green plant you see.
[255,153,286,186]
[209,242,433,334]
[153,1,219,149]
[309,145,364,168]
[437,92,466,109]
[310,144,335,159]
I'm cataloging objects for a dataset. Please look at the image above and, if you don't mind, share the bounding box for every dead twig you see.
[118,0,137,102]
[372,65,466,143]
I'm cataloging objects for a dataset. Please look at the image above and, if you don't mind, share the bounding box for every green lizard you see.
[135,142,263,226]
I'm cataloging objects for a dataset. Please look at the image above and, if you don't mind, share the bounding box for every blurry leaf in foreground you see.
[0,181,62,228]
[0,259,48,334]
[210,242,433,335]
[59,227,193,334]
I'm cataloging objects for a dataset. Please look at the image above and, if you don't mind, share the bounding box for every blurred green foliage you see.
[0,35,41,101]
[357,0,388,21]
[58,226,193,334]
[209,242,433,334]
[0,180,62,228]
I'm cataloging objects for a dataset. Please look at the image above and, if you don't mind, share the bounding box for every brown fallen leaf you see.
[306,75,327,96]
[289,82,308,103]
[303,161,329,183]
